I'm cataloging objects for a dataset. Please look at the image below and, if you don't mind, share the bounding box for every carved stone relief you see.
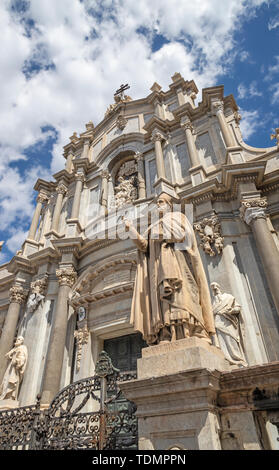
[112,159,138,209]
[194,215,224,256]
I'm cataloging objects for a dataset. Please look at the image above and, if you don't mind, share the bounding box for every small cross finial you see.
[114,83,130,99]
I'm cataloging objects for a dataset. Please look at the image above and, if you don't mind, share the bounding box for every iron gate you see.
[0,351,137,450]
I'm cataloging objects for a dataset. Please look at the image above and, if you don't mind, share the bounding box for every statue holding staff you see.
[124,194,215,345]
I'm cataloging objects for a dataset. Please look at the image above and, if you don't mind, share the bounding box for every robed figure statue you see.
[0,336,28,401]
[124,194,215,345]
[210,282,247,367]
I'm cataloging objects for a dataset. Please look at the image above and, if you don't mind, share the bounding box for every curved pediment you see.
[70,253,137,307]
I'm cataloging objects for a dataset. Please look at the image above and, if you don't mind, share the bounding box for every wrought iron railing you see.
[0,351,137,450]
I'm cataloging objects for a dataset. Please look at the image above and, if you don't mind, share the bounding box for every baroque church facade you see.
[0,73,279,450]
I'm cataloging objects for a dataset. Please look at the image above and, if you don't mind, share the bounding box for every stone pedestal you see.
[121,338,232,450]
[138,337,231,379]
[121,367,223,450]
[0,399,19,410]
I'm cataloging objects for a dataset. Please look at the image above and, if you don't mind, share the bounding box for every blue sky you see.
[1,0,279,263]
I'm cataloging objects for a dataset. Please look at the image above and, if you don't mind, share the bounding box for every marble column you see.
[151,130,166,179]
[28,193,48,241]
[65,149,75,173]
[101,170,109,210]
[0,285,28,384]
[71,173,84,220]
[211,100,235,148]
[181,117,199,167]
[135,152,146,199]
[51,183,67,233]
[41,266,77,405]
[240,197,279,316]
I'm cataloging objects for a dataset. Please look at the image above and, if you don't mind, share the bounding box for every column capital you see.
[181,116,194,133]
[240,197,267,225]
[56,183,68,196]
[151,129,164,143]
[211,99,224,114]
[56,266,77,287]
[101,169,110,180]
[9,285,29,304]
[37,192,49,204]
[74,172,85,183]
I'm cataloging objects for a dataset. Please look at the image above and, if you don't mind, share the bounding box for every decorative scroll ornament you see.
[9,285,29,305]
[95,351,119,378]
[194,215,224,257]
[56,266,77,287]
[239,197,267,225]
[234,111,242,125]
[270,128,279,148]
[116,115,128,131]
[74,326,89,372]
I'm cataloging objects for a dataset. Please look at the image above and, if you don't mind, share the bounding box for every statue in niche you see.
[114,175,137,209]
[210,282,247,367]
[0,337,28,401]
[124,193,215,345]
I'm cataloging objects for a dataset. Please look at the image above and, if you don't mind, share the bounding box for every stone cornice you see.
[178,162,267,205]
[142,115,169,136]
[72,157,90,175]
[34,179,54,194]
[53,169,72,186]
[8,255,36,275]
[51,237,83,258]
[71,282,134,307]
[27,247,60,267]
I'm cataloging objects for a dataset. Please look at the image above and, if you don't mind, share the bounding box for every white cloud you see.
[237,81,262,100]
[268,15,279,30]
[0,0,270,255]
[238,108,260,140]
[270,83,279,104]
[5,229,28,253]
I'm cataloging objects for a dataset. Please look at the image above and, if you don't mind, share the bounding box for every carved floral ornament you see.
[74,326,90,372]
[239,197,267,226]
[9,285,29,305]
[194,215,224,257]
[56,266,77,287]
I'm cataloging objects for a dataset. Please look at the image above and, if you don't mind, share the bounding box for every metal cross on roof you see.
[114,83,130,97]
